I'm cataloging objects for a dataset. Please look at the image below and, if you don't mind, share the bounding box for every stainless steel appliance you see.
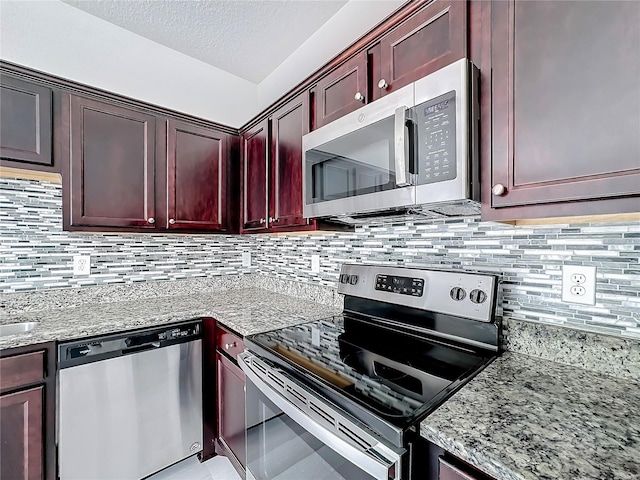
[58,321,203,480]
[303,59,480,224]
[240,264,500,480]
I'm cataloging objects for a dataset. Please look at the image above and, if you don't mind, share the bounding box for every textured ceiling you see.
[61,0,349,83]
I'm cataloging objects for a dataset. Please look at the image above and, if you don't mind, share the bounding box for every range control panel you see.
[375,274,424,297]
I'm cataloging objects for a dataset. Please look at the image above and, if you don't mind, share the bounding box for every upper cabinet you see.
[484,0,640,220]
[0,75,53,168]
[167,120,228,231]
[68,96,157,229]
[370,0,467,102]
[242,92,313,233]
[66,94,235,233]
[314,52,368,129]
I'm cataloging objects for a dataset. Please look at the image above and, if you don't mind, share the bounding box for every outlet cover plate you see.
[73,255,91,276]
[562,265,596,305]
[242,252,252,267]
[311,255,320,273]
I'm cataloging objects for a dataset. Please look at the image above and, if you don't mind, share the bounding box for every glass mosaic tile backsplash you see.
[1,177,639,339]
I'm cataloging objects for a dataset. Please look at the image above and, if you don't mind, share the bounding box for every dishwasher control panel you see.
[58,321,201,368]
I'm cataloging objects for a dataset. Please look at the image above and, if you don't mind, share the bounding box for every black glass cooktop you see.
[246,314,494,431]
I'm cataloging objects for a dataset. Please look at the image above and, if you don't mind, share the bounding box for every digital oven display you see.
[375,274,424,296]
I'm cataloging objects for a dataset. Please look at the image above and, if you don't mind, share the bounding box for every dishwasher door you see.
[58,339,202,480]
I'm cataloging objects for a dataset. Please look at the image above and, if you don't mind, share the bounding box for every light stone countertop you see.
[420,351,640,480]
[0,287,341,349]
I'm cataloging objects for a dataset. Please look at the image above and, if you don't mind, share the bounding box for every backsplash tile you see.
[1,177,639,340]
[0,178,257,292]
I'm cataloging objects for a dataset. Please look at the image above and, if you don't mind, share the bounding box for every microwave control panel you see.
[416,90,457,185]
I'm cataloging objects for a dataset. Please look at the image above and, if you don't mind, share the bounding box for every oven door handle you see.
[239,353,404,480]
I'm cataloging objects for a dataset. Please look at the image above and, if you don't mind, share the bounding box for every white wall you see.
[0,0,403,127]
[0,0,257,127]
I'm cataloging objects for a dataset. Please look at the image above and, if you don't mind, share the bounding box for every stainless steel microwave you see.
[303,59,479,223]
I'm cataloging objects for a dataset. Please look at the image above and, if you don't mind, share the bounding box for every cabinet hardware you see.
[259,218,265,224]
[492,184,507,196]
[354,92,365,102]
[147,217,155,224]
[378,79,389,90]
[168,219,175,225]
[225,342,237,350]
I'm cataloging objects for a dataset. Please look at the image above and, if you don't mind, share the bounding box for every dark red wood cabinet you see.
[68,95,157,229]
[242,119,269,231]
[214,326,246,477]
[0,75,53,168]
[314,51,368,129]
[167,120,228,231]
[242,92,313,233]
[483,0,640,220]
[66,95,234,232]
[0,344,56,480]
[370,0,467,102]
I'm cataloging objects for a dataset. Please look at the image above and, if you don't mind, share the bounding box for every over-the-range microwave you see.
[302,58,480,225]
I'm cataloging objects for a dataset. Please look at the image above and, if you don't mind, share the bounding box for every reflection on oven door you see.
[246,380,376,480]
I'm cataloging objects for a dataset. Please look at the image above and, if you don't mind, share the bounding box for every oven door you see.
[240,353,404,480]
[302,83,416,219]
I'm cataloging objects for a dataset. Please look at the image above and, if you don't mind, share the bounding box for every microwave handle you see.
[394,106,411,187]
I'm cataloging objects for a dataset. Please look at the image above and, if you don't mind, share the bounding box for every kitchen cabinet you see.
[68,95,157,229]
[167,120,228,231]
[314,51,368,129]
[215,326,246,476]
[426,442,495,480]
[0,344,56,480]
[242,119,269,231]
[0,75,53,168]
[66,95,235,232]
[483,0,640,221]
[369,0,466,102]
[242,92,313,233]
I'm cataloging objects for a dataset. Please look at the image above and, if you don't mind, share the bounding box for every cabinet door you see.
[216,351,246,469]
[69,96,157,228]
[0,387,43,480]
[315,52,368,129]
[270,92,310,229]
[167,120,227,230]
[242,119,269,231]
[438,457,494,480]
[0,75,52,167]
[487,1,640,219]
[373,0,466,101]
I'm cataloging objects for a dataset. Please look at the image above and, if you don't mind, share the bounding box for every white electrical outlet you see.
[73,255,91,275]
[311,255,320,273]
[242,252,252,267]
[562,265,596,305]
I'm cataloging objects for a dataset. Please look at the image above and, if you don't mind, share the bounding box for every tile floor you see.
[147,454,242,480]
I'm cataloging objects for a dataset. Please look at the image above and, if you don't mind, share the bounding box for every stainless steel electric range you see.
[239,264,500,480]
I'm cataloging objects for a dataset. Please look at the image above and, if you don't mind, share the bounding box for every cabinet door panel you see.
[270,92,310,229]
[374,0,466,101]
[0,75,52,166]
[242,120,269,231]
[217,352,246,468]
[489,1,640,212]
[69,96,156,228]
[167,120,226,230]
[315,52,368,128]
[0,387,43,480]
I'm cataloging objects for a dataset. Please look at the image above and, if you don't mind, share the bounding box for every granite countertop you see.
[421,351,640,480]
[0,288,341,349]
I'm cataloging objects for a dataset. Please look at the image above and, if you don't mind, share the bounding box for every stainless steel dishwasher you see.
[58,321,203,480]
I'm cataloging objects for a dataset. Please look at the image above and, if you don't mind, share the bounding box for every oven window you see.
[306,116,397,204]
[246,380,377,480]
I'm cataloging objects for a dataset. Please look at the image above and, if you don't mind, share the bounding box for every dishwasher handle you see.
[125,332,163,348]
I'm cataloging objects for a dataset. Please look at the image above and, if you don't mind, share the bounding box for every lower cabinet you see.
[216,350,246,472]
[0,344,55,480]
[427,441,496,480]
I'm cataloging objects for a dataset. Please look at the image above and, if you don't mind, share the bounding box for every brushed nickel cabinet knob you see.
[225,342,236,350]
[259,218,265,224]
[378,79,389,90]
[269,217,278,222]
[147,217,155,224]
[492,184,507,196]
[168,219,176,225]
[354,92,365,102]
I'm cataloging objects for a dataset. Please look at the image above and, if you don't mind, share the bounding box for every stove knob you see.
[470,289,487,304]
[339,274,349,284]
[348,275,359,285]
[450,287,466,301]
